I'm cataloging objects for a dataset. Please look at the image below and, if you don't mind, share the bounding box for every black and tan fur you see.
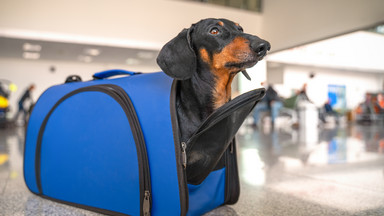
[157,18,270,182]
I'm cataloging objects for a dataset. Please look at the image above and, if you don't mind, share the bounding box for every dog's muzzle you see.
[250,38,271,60]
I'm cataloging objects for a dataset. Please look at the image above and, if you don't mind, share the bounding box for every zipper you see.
[106,85,152,216]
[224,139,240,204]
[181,142,187,169]
[229,142,234,154]
[170,80,189,215]
[224,146,231,203]
[143,190,151,216]
[35,84,152,216]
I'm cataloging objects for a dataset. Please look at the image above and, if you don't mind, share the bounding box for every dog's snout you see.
[252,40,271,59]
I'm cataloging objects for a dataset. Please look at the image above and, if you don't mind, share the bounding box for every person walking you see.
[14,84,35,125]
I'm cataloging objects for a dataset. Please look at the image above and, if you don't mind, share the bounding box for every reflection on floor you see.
[0,122,383,215]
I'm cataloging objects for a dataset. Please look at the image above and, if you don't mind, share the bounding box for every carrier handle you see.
[65,75,82,83]
[93,69,141,79]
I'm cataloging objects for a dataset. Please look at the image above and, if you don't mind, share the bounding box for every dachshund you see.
[157,18,270,183]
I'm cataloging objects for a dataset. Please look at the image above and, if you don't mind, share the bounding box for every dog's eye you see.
[210,28,220,35]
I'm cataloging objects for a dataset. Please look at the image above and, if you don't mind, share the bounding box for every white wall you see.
[0,0,264,112]
[272,65,384,109]
[0,58,158,116]
[2,0,384,113]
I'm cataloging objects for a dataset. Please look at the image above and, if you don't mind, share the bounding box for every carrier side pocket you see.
[35,84,151,216]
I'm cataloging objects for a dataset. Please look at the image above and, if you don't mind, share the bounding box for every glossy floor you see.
[1,122,383,216]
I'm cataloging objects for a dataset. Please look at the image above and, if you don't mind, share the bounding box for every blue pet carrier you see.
[24,69,265,216]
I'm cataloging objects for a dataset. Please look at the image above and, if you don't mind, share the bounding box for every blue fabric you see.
[24,71,227,215]
[187,168,226,216]
[24,72,183,215]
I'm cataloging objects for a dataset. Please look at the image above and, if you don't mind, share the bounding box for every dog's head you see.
[157,18,271,80]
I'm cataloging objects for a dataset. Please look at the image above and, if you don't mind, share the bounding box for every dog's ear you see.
[157,27,196,80]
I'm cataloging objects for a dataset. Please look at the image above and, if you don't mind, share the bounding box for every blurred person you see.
[252,82,283,128]
[0,82,11,128]
[13,84,35,125]
[297,83,312,103]
[319,98,339,124]
[376,93,384,111]
[379,139,384,154]
[374,93,384,123]
[359,93,373,114]
[364,93,372,106]
[355,93,377,123]
[0,82,9,109]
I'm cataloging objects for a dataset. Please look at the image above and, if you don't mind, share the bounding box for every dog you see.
[157,18,270,183]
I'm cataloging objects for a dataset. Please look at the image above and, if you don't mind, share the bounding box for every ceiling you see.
[267,29,384,73]
[0,36,160,67]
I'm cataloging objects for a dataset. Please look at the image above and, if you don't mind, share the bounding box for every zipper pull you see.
[230,142,234,154]
[181,142,187,169]
[143,190,151,216]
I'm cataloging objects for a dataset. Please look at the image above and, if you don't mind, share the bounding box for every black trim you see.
[222,91,262,204]
[224,139,240,204]
[23,87,54,200]
[34,84,151,216]
[170,80,189,216]
[40,193,132,216]
[186,88,265,152]
[222,94,261,204]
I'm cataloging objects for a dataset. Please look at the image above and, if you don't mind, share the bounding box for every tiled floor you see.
[1,121,384,215]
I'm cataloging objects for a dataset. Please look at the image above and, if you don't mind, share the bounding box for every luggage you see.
[23,69,265,216]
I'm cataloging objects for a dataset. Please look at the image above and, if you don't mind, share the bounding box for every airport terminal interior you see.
[1,0,384,215]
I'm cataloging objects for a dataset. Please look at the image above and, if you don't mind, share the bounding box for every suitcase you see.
[23,69,265,216]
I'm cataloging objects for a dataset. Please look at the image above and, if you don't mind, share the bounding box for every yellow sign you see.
[0,96,9,108]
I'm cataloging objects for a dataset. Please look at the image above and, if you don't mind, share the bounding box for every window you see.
[191,0,262,12]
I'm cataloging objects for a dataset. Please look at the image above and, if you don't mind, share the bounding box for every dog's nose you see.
[252,40,271,59]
